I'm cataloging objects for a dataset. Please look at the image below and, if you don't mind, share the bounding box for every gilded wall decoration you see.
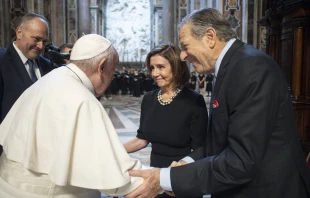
[67,0,78,43]
[223,0,242,39]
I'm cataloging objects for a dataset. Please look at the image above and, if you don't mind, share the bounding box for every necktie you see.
[212,74,216,92]
[27,59,38,82]
[209,74,216,117]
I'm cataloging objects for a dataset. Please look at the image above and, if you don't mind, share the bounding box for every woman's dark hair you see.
[145,43,190,88]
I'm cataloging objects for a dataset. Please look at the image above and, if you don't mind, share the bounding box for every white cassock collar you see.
[66,63,95,95]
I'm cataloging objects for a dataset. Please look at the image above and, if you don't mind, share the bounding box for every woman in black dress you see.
[205,74,214,97]
[124,44,208,198]
[190,71,197,90]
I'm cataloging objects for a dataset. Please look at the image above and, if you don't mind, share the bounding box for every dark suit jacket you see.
[0,44,54,154]
[170,40,310,198]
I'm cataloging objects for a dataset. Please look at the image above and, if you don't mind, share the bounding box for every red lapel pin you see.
[212,100,219,108]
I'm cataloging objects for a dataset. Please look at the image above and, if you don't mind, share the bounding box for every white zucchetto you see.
[70,34,111,60]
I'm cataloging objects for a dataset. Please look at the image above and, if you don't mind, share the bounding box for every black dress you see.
[137,87,208,198]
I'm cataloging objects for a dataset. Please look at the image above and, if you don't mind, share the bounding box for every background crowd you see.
[41,44,216,101]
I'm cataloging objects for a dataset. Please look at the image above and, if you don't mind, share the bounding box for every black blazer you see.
[0,44,53,155]
[170,40,310,198]
[0,44,53,122]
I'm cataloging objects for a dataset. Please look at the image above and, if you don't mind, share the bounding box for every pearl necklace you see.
[157,86,183,106]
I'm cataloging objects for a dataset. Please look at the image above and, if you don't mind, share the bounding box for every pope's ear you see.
[98,58,107,73]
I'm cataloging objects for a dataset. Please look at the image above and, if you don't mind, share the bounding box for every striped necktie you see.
[27,59,38,82]
[209,74,216,113]
[208,74,216,131]
[212,74,216,93]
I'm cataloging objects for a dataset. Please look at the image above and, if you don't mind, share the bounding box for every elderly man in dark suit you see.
[0,13,53,155]
[126,8,310,198]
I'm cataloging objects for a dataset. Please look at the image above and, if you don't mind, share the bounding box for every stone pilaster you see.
[50,0,66,47]
[90,0,99,34]
[162,0,175,44]
[78,0,91,37]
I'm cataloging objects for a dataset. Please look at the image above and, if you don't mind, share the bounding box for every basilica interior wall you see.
[0,0,265,68]
[1,0,309,155]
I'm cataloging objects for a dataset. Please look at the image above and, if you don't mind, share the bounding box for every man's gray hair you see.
[71,45,116,74]
[178,8,237,42]
[18,13,49,33]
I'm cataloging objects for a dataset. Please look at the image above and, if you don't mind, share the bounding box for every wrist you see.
[178,160,187,165]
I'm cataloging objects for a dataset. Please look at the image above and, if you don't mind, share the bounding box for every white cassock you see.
[0,63,144,197]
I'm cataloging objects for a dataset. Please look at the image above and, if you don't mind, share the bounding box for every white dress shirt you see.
[13,42,41,79]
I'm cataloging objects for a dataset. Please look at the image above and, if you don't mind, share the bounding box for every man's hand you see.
[125,168,162,198]
[169,160,187,167]
[162,160,188,197]
[165,191,176,197]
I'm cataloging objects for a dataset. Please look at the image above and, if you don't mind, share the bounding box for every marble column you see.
[203,0,213,9]
[50,0,66,47]
[200,0,211,8]
[292,27,303,97]
[78,0,91,37]
[90,0,99,34]
[162,0,175,44]
[26,0,44,15]
[242,0,248,43]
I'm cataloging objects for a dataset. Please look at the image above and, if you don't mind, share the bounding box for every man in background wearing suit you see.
[59,42,74,65]
[126,8,310,198]
[0,13,54,155]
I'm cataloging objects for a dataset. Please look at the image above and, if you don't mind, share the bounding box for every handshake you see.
[125,160,188,198]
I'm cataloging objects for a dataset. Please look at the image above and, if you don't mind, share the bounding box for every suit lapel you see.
[207,40,246,154]
[212,65,226,100]
[36,57,43,76]
[7,44,33,87]
[212,40,245,100]
[37,56,54,76]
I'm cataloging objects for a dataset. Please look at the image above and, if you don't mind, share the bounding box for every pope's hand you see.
[125,168,162,198]
[169,160,187,167]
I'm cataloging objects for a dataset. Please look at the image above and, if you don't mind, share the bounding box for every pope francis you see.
[0,34,144,197]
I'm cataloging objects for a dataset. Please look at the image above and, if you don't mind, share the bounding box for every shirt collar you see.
[214,38,236,77]
[13,42,29,64]
[67,63,95,95]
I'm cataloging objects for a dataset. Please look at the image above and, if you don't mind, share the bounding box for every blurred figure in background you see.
[190,71,197,91]
[205,73,213,97]
[59,43,74,65]
[197,73,205,94]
